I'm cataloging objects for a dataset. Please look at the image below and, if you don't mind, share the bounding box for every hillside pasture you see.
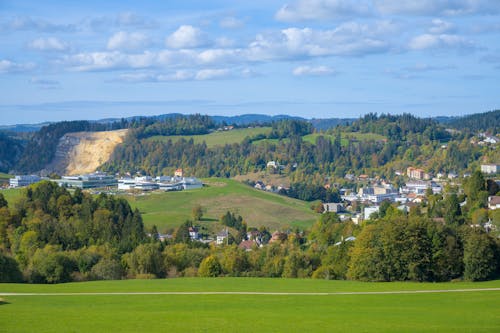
[303,131,387,146]
[147,127,272,148]
[124,178,317,231]
[1,278,499,333]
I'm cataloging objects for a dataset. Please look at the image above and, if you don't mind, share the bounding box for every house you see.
[407,167,430,180]
[174,168,184,177]
[488,196,500,210]
[216,229,229,245]
[364,206,379,219]
[267,161,278,168]
[323,203,343,213]
[238,240,257,251]
[481,164,500,175]
[188,227,199,240]
[269,231,287,243]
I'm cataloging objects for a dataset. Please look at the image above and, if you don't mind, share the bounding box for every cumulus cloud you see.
[247,24,391,60]
[28,37,68,51]
[166,25,209,49]
[107,31,149,51]
[293,65,335,76]
[0,59,36,73]
[375,0,500,16]
[276,0,372,22]
[408,33,475,50]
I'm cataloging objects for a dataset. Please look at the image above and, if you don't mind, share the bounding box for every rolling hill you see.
[123,178,318,231]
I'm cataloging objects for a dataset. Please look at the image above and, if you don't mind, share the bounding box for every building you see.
[216,229,229,245]
[481,164,500,174]
[323,203,343,213]
[188,227,199,240]
[181,177,203,190]
[9,175,41,188]
[364,206,379,219]
[407,167,430,180]
[174,168,183,177]
[488,196,500,210]
[57,172,117,189]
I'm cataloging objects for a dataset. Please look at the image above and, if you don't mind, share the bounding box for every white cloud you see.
[408,33,475,50]
[0,59,36,73]
[28,37,68,51]
[195,68,231,80]
[220,16,244,29]
[276,0,372,22]
[107,31,149,51]
[293,65,335,76]
[428,19,455,34]
[166,25,209,49]
[375,0,500,16]
[30,77,60,88]
[0,17,75,32]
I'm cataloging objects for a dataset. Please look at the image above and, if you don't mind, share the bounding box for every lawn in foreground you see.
[1,278,499,332]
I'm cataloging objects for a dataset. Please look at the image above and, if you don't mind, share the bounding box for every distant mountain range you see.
[0,111,498,133]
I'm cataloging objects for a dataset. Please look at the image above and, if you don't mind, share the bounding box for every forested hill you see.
[0,132,26,173]
[445,109,500,133]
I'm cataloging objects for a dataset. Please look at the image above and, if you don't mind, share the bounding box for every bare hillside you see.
[43,129,127,176]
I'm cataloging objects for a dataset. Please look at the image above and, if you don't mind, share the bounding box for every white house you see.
[481,164,500,174]
[216,229,229,245]
[364,206,379,219]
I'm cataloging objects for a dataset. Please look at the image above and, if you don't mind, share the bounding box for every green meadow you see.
[124,178,317,231]
[303,131,387,146]
[1,278,499,333]
[148,127,272,148]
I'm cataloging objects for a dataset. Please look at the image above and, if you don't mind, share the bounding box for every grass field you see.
[0,187,24,205]
[303,131,387,146]
[124,178,317,231]
[148,127,272,148]
[1,278,499,332]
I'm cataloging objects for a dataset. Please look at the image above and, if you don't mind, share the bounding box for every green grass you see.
[1,278,499,333]
[124,178,317,231]
[0,188,24,205]
[0,172,12,180]
[303,131,387,146]
[148,127,272,148]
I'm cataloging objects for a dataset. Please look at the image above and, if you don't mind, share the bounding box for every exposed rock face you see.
[42,129,127,176]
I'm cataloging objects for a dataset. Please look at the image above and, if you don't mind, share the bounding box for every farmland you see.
[1,278,499,332]
[123,178,317,231]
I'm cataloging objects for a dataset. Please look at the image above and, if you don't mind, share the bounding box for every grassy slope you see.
[0,188,24,204]
[125,178,317,231]
[1,278,499,333]
[148,127,272,148]
[303,131,386,146]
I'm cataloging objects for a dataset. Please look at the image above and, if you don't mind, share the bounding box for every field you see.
[303,131,387,146]
[1,278,499,332]
[124,178,317,231]
[0,187,24,204]
[148,127,272,148]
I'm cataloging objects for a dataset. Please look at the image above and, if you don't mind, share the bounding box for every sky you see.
[1,0,500,125]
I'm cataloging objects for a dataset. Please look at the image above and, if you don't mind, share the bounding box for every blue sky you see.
[1,0,499,125]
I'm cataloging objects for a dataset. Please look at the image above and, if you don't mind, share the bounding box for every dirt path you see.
[2,288,500,296]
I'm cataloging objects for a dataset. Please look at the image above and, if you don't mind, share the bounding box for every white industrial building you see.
[9,175,41,188]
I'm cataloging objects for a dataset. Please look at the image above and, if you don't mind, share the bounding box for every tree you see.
[198,255,222,277]
[0,193,7,209]
[0,251,23,282]
[124,243,164,278]
[192,205,204,221]
[91,258,123,280]
[463,230,497,281]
